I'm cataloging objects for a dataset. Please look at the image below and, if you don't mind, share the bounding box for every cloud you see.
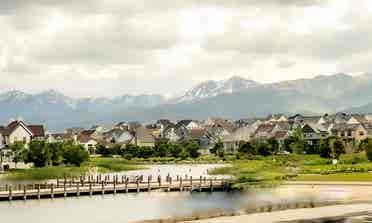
[0,0,371,97]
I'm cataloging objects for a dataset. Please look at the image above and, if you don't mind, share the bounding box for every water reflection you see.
[0,185,366,223]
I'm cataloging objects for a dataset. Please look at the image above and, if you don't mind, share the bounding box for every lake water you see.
[0,185,364,223]
[0,165,369,223]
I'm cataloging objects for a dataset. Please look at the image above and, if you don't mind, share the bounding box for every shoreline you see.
[187,203,372,223]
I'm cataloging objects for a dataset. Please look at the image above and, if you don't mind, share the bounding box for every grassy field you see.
[4,157,144,181]
[210,153,372,188]
[5,166,89,181]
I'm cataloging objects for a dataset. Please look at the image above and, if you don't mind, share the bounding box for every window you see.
[347,131,352,137]
[359,131,365,136]
[23,137,27,144]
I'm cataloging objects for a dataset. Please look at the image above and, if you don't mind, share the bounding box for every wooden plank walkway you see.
[0,175,230,201]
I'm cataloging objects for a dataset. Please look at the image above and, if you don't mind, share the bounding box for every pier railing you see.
[0,174,230,201]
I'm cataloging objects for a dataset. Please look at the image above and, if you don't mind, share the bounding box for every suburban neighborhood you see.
[2,112,372,169]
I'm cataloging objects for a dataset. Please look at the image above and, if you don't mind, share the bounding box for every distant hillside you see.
[1,72,372,131]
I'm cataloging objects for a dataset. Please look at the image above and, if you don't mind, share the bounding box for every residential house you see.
[176,120,201,130]
[221,134,239,154]
[77,130,98,153]
[331,124,367,142]
[101,128,134,147]
[133,127,156,147]
[0,120,45,146]
[46,133,76,143]
[253,123,281,139]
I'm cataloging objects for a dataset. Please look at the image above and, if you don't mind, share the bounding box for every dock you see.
[0,175,230,201]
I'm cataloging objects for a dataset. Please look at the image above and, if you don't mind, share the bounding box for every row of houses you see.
[2,113,372,157]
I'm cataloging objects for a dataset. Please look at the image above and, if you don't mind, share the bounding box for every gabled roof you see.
[188,128,207,140]
[27,125,45,137]
[255,123,276,134]
[331,123,364,132]
[2,120,34,137]
[274,131,288,140]
[77,130,96,143]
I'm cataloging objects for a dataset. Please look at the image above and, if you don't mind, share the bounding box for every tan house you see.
[133,127,156,147]
[331,124,367,142]
[0,120,45,146]
[77,130,98,153]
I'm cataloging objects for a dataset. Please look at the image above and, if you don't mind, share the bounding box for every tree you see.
[185,141,200,158]
[256,141,271,156]
[179,149,189,160]
[62,144,89,166]
[170,144,183,158]
[238,141,256,155]
[267,137,279,155]
[155,143,170,157]
[319,136,345,159]
[9,141,26,168]
[25,141,51,167]
[211,140,224,155]
[288,129,307,154]
[49,142,64,166]
[364,139,372,161]
[137,146,155,159]
[95,144,113,157]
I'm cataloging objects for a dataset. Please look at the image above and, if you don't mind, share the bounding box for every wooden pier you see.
[0,175,230,201]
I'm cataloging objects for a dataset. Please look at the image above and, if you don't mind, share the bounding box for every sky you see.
[0,0,372,98]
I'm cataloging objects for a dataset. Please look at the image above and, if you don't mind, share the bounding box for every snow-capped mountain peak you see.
[174,76,258,103]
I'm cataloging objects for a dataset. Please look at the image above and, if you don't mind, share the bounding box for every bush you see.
[62,145,89,166]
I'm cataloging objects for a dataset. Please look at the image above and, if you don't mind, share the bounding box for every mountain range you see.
[1,73,372,131]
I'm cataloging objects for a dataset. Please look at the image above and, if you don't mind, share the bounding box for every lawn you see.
[210,153,372,188]
[4,157,145,181]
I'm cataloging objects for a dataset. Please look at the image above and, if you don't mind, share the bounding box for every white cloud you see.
[0,0,371,97]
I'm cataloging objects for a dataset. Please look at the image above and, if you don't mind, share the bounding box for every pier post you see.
[89,182,93,196]
[168,177,172,192]
[77,183,80,197]
[101,181,105,195]
[63,181,67,197]
[210,179,213,192]
[190,176,193,191]
[51,184,54,199]
[8,185,12,201]
[158,175,161,187]
[114,180,117,194]
[57,177,59,188]
[179,177,183,191]
[147,176,151,192]
[23,185,27,200]
[37,184,41,200]
[125,178,129,193]
[136,179,140,193]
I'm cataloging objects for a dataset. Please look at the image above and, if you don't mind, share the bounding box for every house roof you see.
[2,120,34,137]
[211,119,237,133]
[78,130,96,143]
[188,128,206,140]
[274,131,288,140]
[331,124,364,132]
[27,125,45,137]
[255,123,276,134]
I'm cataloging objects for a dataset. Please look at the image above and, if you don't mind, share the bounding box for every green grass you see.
[88,157,144,172]
[210,153,372,188]
[295,172,372,181]
[5,166,89,181]
[5,157,145,181]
